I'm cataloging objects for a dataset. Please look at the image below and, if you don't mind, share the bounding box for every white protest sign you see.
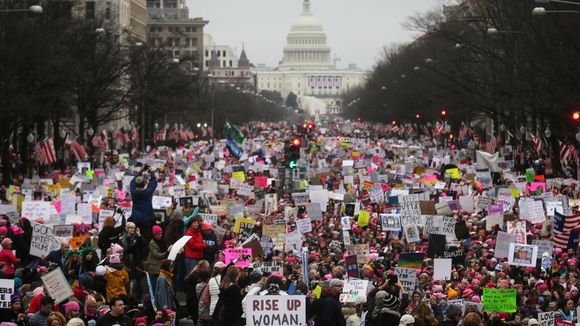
[424,216,456,237]
[285,231,303,251]
[152,196,172,209]
[532,239,553,256]
[399,194,422,226]
[0,279,14,308]
[251,262,284,274]
[538,312,554,326]
[347,244,370,264]
[341,216,352,230]
[508,243,538,267]
[168,236,192,261]
[246,295,306,326]
[495,231,516,258]
[40,268,74,304]
[545,201,563,217]
[201,213,218,226]
[52,225,74,238]
[77,203,93,225]
[497,188,516,211]
[296,218,312,234]
[21,200,53,221]
[292,193,310,205]
[340,279,369,303]
[0,205,19,223]
[380,214,401,231]
[30,222,62,258]
[237,184,254,197]
[433,258,452,281]
[394,267,417,294]
[521,200,545,224]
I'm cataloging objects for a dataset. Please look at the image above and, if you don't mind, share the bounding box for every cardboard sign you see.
[394,267,417,294]
[52,225,74,238]
[152,196,172,209]
[483,288,516,312]
[21,200,53,221]
[508,243,538,267]
[246,295,306,326]
[347,244,370,264]
[41,268,74,304]
[30,222,61,258]
[380,214,401,231]
[399,194,422,226]
[532,239,553,256]
[234,217,256,233]
[340,279,369,303]
[0,279,14,308]
[285,231,303,251]
[225,248,253,268]
[251,262,283,274]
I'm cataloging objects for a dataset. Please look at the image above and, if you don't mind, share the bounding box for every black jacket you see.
[96,312,133,326]
[313,292,346,326]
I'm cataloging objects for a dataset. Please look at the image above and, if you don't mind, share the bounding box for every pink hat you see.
[11,226,24,235]
[152,225,163,234]
[64,301,80,314]
[111,243,123,254]
[568,258,578,266]
[0,238,12,247]
[471,295,481,303]
[555,248,563,256]
[0,226,6,235]
[462,289,474,298]
[109,253,121,264]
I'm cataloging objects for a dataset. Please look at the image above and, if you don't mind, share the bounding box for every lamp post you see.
[487,28,525,35]
[532,7,580,14]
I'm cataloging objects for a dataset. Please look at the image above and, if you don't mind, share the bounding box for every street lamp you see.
[487,27,524,35]
[532,7,580,14]
[413,66,421,71]
[0,5,43,13]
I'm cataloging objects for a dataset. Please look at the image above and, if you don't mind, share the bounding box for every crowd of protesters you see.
[0,120,579,326]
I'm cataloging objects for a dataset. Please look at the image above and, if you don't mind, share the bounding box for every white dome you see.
[290,13,324,33]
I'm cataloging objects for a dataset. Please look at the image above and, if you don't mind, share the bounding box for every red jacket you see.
[0,248,20,277]
[184,228,205,259]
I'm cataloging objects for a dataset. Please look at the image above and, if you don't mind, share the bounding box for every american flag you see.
[155,128,167,142]
[459,124,470,142]
[169,128,179,141]
[65,136,87,162]
[553,211,580,248]
[91,130,109,151]
[559,141,578,168]
[485,133,497,154]
[130,127,139,145]
[35,138,57,165]
[531,134,543,154]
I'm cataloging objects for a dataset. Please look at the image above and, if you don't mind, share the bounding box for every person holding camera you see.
[129,164,157,244]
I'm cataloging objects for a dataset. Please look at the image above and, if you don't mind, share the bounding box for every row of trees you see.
[344,0,580,142]
[0,1,291,184]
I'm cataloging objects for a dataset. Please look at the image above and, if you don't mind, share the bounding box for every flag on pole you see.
[65,136,87,162]
[531,134,543,154]
[226,137,243,160]
[35,138,57,165]
[485,133,497,154]
[91,130,109,151]
[552,211,580,248]
[224,120,245,145]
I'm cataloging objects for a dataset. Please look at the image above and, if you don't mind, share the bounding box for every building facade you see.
[256,0,366,111]
[207,47,254,90]
[146,0,208,70]
[202,34,240,70]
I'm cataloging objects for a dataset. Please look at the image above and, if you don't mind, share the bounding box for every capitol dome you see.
[279,0,334,70]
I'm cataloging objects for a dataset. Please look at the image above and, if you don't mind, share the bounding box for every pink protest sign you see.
[255,177,268,189]
[225,248,253,268]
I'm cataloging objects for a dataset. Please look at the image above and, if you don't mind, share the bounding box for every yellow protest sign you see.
[358,210,370,227]
[232,171,246,182]
[192,163,202,174]
[445,168,461,179]
[511,188,520,198]
[234,217,256,233]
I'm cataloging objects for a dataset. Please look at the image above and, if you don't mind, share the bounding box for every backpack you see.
[198,283,211,321]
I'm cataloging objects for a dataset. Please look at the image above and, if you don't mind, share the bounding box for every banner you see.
[246,295,306,326]
[476,150,500,172]
[394,267,417,294]
[41,268,74,304]
[483,288,517,312]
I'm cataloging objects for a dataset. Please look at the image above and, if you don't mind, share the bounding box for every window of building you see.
[191,27,197,32]
[205,60,209,67]
[164,0,177,8]
[229,60,233,67]
[174,27,181,33]
[190,37,197,48]
[85,1,95,19]
[174,50,180,56]
[105,1,111,19]
[222,61,226,67]
[216,51,220,57]
[222,50,226,57]
[165,13,177,19]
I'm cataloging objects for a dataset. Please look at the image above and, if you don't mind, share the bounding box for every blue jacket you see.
[129,172,157,224]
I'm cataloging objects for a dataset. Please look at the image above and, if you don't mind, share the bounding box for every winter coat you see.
[144,239,169,275]
[218,283,243,324]
[0,248,20,277]
[314,292,346,326]
[121,233,146,273]
[104,266,129,301]
[343,307,361,326]
[129,172,157,224]
[184,227,205,259]
[98,216,126,253]
[208,275,221,316]
[202,232,218,263]
[155,273,176,310]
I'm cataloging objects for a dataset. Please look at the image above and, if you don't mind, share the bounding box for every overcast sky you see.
[186,0,446,70]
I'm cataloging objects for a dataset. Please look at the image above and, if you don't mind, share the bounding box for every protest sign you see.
[200,213,218,226]
[340,279,369,303]
[443,247,466,265]
[435,202,452,216]
[433,258,452,280]
[296,218,312,234]
[168,236,192,261]
[305,203,323,221]
[424,216,456,237]
[0,205,19,223]
[341,216,352,230]
[398,252,424,269]
[497,188,516,210]
[380,214,401,231]
[507,220,527,244]
[0,279,14,308]
[532,239,553,256]
[394,267,417,294]
[400,194,422,226]
[347,244,370,264]
[286,231,303,251]
[41,268,74,304]
[225,248,253,267]
[234,217,256,233]
[520,200,545,224]
[52,225,74,238]
[538,312,554,326]
[495,231,516,258]
[404,225,420,243]
[21,200,53,221]
[508,243,538,267]
[265,193,278,215]
[483,288,517,312]
[345,255,359,278]
[30,222,61,258]
[292,193,310,205]
[152,196,172,209]
[237,184,254,197]
[252,262,283,274]
[246,295,306,326]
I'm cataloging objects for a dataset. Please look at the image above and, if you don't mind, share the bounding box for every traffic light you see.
[285,137,301,168]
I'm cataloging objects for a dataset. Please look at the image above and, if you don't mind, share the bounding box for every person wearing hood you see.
[0,293,27,326]
[313,278,346,326]
[129,165,157,243]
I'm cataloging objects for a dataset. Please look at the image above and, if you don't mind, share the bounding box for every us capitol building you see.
[255,0,367,114]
